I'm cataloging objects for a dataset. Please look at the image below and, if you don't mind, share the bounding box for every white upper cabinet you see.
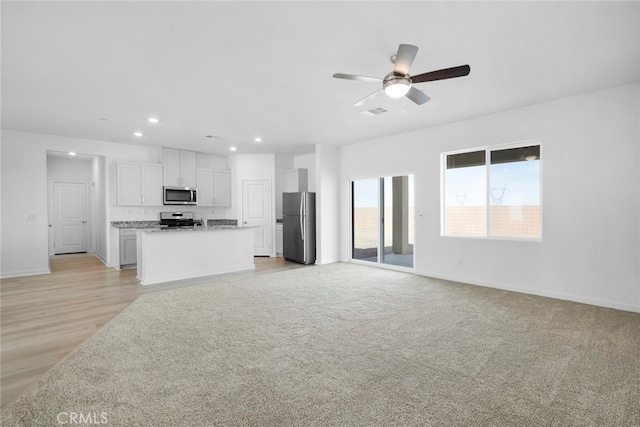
[162,148,181,186]
[180,150,196,187]
[140,164,163,205]
[116,162,141,206]
[163,148,196,187]
[284,168,308,192]
[196,168,215,206]
[196,168,231,207]
[115,162,163,206]
[213,171,231,207]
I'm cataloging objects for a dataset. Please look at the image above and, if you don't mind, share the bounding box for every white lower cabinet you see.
[276,222,283,257]
[119,230,137,267]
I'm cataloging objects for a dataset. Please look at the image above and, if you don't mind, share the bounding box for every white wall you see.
[340,83,640,312]
[228,153,276,255]
[273,152,316,220]
[316,144,340,265]
[274,154,294,220]
[294,152,316,192]
[0,132,234,276]
[93,156,108,262]
[2,130,168,275]
[1,134,51,276]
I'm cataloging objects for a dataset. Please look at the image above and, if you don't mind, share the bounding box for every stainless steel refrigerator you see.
[283,191,316,264]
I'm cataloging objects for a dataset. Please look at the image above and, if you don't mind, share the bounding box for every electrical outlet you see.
[26,213,36,221]
[458,259,464,267]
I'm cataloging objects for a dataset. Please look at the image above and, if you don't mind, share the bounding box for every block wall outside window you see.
[442,142,541,240]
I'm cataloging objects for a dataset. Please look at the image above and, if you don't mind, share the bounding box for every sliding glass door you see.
[352,175,414,269]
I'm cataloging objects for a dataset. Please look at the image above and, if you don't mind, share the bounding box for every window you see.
[443,142,541,239]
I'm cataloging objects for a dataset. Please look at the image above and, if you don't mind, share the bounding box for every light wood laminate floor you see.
[1,253,304,408]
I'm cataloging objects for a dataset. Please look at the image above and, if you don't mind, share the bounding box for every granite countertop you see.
[111,221,161,229]
[112,219,237,229]
[141,225,246,233]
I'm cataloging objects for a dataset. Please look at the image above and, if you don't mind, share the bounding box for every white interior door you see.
[242,180,272,256]
[53,182,88,254]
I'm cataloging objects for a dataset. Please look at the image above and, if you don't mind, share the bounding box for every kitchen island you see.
[136,226,255,285]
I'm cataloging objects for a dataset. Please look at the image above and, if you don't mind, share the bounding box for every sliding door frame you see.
[348,173,415,273]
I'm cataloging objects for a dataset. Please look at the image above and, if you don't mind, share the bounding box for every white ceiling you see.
[2,1,638,157]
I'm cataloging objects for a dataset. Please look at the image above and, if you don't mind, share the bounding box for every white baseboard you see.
[0,268,51,279]
[416,271,640,314]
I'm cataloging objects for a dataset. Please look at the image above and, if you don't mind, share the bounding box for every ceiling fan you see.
[333,44,471,107]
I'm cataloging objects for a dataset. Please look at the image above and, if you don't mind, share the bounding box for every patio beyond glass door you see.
[352,179,379,262]
[381,175,414,268]
[352,175,414,268]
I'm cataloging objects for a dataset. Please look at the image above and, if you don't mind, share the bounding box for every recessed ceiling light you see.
[254,137,262,143]
[230,146,237,151]
[147,117,159,124]
[69,152,76,156]
[133,131,143,137]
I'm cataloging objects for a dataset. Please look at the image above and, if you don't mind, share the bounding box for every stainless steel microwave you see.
[163,186,197,205]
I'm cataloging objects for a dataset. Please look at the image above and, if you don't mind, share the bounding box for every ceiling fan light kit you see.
[383,73,412,98]
[333,43,470,107]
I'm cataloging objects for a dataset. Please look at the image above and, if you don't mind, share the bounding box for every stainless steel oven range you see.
[159,212,198,229]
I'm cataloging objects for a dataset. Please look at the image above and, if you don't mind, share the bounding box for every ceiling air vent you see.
[359,107,388,117]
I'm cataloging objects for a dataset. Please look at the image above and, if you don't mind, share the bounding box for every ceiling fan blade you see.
[411,65,471,84]
[354,89,383,107]
[333,73,382,83]
[405,87,431,105]
[393,44,419,76]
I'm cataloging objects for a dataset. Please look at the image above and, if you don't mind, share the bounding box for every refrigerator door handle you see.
[301,194,305,241]
[299,192,304,217]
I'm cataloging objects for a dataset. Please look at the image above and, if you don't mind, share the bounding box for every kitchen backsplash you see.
[110,206,232,222]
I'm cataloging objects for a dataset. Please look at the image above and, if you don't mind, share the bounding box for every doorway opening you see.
[242,179,272,257]
[46,151,107,261]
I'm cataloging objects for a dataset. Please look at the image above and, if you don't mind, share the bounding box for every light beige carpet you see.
[2,263,639,426]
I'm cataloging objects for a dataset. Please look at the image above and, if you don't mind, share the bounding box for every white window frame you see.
[441,139,543,242]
